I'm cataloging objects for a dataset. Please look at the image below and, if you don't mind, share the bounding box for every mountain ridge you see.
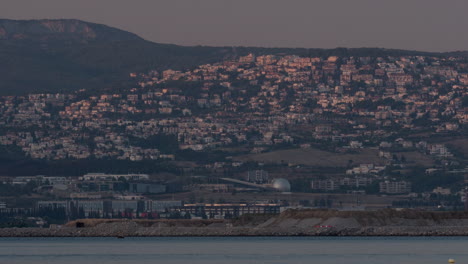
[0,18,467,95]
[0,18,142,42]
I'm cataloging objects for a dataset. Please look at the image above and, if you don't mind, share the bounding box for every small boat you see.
[117,236,125,239]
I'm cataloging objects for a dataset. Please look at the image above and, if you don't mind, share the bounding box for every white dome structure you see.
[272,178,291,192]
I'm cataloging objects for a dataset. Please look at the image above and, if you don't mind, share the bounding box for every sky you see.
[1,0,468,52]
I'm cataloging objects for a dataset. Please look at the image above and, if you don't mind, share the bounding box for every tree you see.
[184,212,191,219]
[462,95,468,107]
[189,193,196,204]
[400,155,407,163]
[78,207,86,219]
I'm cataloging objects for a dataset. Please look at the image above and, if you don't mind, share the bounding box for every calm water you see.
[0,237,467,264]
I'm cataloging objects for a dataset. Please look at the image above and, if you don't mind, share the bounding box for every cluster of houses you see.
[0,53,465,164]
[0,54,466,215]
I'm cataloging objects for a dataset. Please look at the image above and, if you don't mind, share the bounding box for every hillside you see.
[0,19,141,42]
[234,148,434,167]
[1,19,467,95]
[0,19,234,95]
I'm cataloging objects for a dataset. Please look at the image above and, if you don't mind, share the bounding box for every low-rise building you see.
[379,181,411,194]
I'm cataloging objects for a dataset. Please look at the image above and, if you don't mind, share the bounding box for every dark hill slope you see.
[0,19,141,42]
[0,19,234,95]
[0,19,466,95]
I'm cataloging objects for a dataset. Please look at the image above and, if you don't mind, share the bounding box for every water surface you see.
[0,237,466,264]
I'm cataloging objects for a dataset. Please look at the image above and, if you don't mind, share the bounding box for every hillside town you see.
[0,53,467,225]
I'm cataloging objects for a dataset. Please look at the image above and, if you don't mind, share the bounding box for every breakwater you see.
[3,209,468,237]
[2,224,468,237]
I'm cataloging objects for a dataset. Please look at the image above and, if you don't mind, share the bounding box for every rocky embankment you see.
[3,209,468,237]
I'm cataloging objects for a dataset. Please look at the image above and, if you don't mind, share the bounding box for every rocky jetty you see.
[3,209,468,237]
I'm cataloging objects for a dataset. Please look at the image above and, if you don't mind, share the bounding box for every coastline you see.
[4,209,468,237]
[2,224,468,237]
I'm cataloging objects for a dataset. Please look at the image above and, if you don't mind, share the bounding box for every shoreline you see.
[5,209,468,238]
[2,226,468,237]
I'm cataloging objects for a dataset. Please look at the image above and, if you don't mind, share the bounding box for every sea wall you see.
[1,224,468,237]
[2,209,468,237]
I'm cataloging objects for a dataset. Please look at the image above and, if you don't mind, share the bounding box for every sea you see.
[0,237,466,264]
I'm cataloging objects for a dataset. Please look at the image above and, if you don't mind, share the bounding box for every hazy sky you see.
[2,0,468,52]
